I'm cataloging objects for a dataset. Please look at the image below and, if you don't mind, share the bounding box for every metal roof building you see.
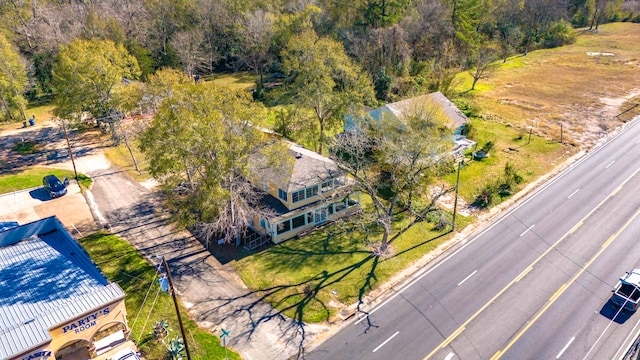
[0,217,131,360]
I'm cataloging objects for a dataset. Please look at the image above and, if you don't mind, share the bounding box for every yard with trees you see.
[1,1,640,358]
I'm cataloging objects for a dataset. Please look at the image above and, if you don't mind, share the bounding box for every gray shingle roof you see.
[345,91,469,132]
[0,217,125,359]
[251,141,342,193]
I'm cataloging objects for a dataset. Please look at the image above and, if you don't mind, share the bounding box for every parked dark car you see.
[42,175,68,198]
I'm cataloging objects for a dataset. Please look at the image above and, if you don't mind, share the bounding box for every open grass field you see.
[444,120,569,204]
[79,232,239,360]
[449,22,640,206]
[459,22,640,148]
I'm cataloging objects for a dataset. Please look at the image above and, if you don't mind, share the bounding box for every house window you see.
[292,214,306,229]
[292,189,304,203]
[314,208,328,224]
[335,199,347,212]
[334,177,346,187]
[260,180,269,192]
[321,180,333,193]
[277,220,291,234]
[278,189,287,201]
[306,212,313,224]
[306,185,318,198]
[260,218,266,228]
[292,185,319,203]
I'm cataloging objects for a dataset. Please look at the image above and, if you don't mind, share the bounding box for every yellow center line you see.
[569,221,583,234]
[423,167,640,360]
[514,267,532,283]
[441,327,465,348]
[492,206,640,359]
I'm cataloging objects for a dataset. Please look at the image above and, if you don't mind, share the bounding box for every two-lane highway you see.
[309,118,640,360]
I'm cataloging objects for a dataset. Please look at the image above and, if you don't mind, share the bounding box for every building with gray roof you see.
[0,217,131,360]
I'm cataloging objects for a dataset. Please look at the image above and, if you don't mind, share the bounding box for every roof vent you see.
[295,152,303,159]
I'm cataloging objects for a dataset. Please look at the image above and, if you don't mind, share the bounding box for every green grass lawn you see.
[0,104,55,130]
[0,167,91,193]
[235,201,473,323]
[444,120,567,204]
[79,232,240,360]
[103,142,151,182]
[210,72,256,91]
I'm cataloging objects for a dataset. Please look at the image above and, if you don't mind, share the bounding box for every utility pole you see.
[162,257,192,360]
[61,119,78,180]
[452,161,462,231]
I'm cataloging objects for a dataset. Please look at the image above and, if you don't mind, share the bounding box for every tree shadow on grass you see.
[208,220,452,359]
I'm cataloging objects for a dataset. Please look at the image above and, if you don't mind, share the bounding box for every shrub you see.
[544,19,577,48]
[472,181,499,208]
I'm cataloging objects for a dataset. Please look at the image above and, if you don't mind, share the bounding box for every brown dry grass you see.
[462,22,640,149]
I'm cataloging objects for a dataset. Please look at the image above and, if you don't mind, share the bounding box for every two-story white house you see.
[247,140,360,247]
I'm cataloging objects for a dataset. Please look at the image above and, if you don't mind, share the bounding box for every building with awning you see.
[0,217,133,360]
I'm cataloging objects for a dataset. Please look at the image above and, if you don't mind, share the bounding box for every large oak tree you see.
[52,38,141,139]
[281,29,375,154]
[140,82,289,245]
[0,34,28,121]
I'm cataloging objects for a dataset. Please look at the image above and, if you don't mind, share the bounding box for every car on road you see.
[110,348,141,360]
[42,175,68,198]
[611,269,640,312]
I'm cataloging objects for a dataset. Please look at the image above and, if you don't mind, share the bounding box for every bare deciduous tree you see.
[330,102,454,256]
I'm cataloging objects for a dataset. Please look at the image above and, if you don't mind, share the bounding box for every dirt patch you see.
[0,120,110,174]
[498,98,545,110]
[472,23,640,152]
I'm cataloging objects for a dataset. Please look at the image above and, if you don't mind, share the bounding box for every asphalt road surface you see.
[309,118,640,360]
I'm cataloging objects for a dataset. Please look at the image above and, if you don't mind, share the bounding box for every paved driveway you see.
[1,120,320,359]
[83,157,318,360]
[0,181,96,236]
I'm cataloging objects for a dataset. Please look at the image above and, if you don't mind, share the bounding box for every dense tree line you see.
[0,0,638,112]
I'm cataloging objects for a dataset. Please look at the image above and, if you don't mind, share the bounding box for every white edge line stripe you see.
[612,314,640,359]
[567,189,580,199]
[458,270,478,286]
[556,336,575,359]
[444,352,455,360]
[520,224,535,237]
[605,160,615,168]
[372,331,399,353]
[355,119,640,326]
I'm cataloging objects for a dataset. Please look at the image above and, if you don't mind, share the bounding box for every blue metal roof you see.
[0,217,125,359]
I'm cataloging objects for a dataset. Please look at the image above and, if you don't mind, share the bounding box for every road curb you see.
[83,189,109,230]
